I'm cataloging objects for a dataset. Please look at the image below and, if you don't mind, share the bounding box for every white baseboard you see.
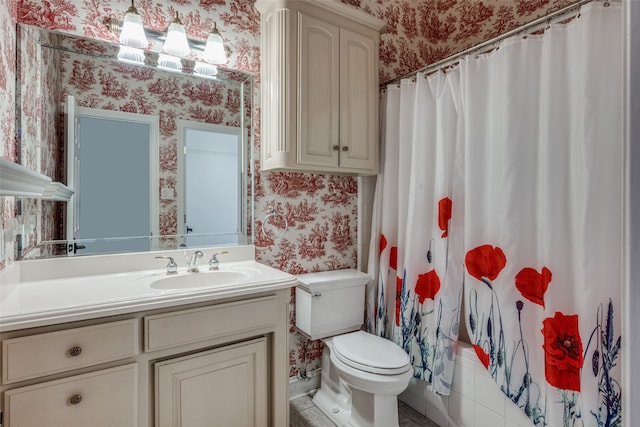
[289,372,321,400]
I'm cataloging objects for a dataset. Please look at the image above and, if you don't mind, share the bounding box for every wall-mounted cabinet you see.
[257,0,385,176]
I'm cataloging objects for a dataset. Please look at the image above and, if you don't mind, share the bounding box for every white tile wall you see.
[398,342,533,427]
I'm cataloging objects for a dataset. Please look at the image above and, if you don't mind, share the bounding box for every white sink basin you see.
[0,246,299,332]
[149,270,250,290]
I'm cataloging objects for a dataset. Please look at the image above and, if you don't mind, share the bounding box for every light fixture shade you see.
[163,13,190,57]
[202,23,227,64]
[194,62,218,78]
[158,54,182,72]
[119,2,147,49]
[117,46,145,64]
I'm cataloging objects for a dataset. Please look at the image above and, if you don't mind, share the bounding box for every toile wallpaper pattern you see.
[1,0,577,377]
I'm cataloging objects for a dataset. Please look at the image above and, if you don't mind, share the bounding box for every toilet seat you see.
[332,331,411,375]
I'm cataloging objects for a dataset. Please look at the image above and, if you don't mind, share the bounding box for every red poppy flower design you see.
[465,245,507,283]
[542,312,584,391]
[415,270,441,303]
[473,344,490,369]
[380,233,387,255]
[395,276,403,326]
[515,266,552,307]
[438,197,453,238]
[390,246,398,271]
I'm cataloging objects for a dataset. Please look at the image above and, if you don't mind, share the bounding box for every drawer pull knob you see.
[69,394,82,405]
[69,346,82,357]
[332,145,339,151]
[342,146,349,151]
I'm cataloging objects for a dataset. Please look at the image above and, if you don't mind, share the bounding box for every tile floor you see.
[290,393,441,427]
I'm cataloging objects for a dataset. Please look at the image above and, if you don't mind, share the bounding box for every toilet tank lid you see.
[296,269,370,291]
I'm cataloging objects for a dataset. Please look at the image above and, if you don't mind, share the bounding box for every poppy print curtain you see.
[368,2,623,426]
[367,70,464,394]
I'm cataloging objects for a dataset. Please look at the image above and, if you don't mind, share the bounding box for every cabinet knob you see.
[342,146,349,152]
[332,145,339,151]
[69,394,83,405]
[68,346,82,357]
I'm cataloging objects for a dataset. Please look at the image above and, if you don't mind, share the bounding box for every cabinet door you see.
[155,338,268,427]
[339,27,378,172]
[297,12,340,168]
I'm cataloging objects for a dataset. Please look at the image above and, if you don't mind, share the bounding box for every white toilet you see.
[295,269,413,427]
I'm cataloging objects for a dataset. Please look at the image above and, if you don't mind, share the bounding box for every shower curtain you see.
[367,2,623,426]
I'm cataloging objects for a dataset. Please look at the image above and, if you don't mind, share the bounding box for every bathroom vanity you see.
[0,245,296,427]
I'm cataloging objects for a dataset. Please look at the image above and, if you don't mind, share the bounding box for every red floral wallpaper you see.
[0,0,580,377]
[354,0,575,83]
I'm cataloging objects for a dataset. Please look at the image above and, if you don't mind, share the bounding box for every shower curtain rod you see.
[382,0,606,86]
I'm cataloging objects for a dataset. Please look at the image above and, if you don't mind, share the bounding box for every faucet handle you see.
[208,251,229,270]
[187,250,204,272]
[155,256,178,274]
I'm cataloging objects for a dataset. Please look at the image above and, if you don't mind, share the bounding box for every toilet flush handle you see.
[312,292,322,299]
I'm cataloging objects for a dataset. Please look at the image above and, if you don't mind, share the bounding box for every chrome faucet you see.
[187,250,204,272]
[155,256,178,275]
[208,251,228,270]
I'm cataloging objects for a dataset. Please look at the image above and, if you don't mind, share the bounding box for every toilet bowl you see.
[295,270,413,427]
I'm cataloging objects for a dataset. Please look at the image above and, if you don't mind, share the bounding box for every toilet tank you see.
[295,269,370,340]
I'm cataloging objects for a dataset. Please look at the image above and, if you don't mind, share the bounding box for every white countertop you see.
[0,246,296,332]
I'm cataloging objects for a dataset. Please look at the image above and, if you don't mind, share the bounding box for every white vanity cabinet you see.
[257,0,385,175]
[0,289,290,427]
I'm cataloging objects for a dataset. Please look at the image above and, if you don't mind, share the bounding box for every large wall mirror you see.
[16,24,254,259]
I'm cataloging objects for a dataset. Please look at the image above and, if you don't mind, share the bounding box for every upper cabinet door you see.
[297,13,340,168]
[339,28,378,172]
[257,0,385,176]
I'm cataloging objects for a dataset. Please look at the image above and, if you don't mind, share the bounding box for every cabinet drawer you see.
[2,319,139,384]
[3,363,138,427]
[145,296,278,352]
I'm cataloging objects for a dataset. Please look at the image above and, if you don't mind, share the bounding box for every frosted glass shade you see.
[119,10,147,49]
[158,54,182,72]
[202,32,227,64]
[194,62,218,78]
[117,46,145,64]
[163,21,190,57]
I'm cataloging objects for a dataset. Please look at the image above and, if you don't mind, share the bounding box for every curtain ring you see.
[261,204,288,241]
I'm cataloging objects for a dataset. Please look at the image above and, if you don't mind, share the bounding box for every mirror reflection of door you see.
[65,96,159,255]
[178,121,242,248]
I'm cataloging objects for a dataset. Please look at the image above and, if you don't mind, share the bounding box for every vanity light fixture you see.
[117,45,145,64]
[202,22,227,65]
[158,53,183,72]
[119,0,147,49]
[194,62,218,79]
[163,12,190,57]
[107,10,232,67]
